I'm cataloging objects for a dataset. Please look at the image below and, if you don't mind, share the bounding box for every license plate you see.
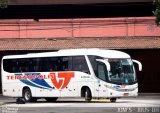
[124,93,129,96]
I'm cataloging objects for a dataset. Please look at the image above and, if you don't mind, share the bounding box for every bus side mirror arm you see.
[104,61,111,72]
[96,59,111,71]
[132,59,142,71]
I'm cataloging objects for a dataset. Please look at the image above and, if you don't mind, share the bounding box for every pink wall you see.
[0,17,160,38]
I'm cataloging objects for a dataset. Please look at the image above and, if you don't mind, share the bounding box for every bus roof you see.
[2,48,130,59]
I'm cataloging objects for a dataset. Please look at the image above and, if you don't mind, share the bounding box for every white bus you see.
[1,49,142,102]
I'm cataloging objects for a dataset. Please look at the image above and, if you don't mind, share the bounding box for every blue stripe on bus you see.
[15,73,52,89]
[25,73,53,89]
[20,79,47,89]
[31,78,52,89]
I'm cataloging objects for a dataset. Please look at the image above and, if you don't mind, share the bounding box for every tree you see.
[153,0,160,25]
[0,0,8,9]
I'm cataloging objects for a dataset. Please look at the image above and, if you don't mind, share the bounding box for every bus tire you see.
[85,88,92,102]
[110,98,117,102]
[45,97,58,102]
[23,88,32,102]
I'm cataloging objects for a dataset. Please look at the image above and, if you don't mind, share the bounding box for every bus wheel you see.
[85,88,92,102]
[45,97,58,102]
[110,98,117,102]
[23,88,32,102]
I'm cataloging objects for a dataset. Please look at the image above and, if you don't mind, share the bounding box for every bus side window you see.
[50,57,59,71]
[29,58,39,72]
[60,56,72,71]
[97,62,108,81]
[14,60,21,72]
[40,58,52,72]
[72,56,90,74]
[40,57,59,72]
[3,59,16,73]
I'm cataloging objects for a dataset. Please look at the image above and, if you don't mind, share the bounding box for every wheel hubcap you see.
[85,91,88,98]
[25,91,30,100]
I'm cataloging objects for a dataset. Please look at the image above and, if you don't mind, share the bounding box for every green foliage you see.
[153,0,160,25]
[0,0,8,9]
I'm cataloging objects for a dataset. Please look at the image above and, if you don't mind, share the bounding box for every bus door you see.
[96,59,110,98]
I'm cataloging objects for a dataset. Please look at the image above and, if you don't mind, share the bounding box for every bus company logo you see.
[49,72,74,89]
[6,72,74,90]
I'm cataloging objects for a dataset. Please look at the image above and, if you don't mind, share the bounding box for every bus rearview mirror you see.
[133,59,142,71]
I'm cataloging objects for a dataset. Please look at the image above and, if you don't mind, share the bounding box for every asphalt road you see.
[0,94,160,113]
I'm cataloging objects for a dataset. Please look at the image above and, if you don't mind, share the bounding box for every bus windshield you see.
[108,59,136,85]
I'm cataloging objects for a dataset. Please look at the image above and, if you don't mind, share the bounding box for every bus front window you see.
[108,59,136,85]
